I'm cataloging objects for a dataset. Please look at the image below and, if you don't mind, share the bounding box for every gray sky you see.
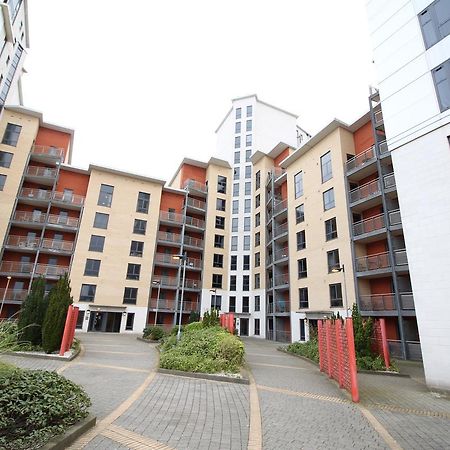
[22,0,375,181]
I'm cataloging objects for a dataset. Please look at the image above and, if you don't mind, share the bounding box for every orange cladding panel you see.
[274,147,291,166]
[369,278,393,294]
[160,191,185,213]
[353,121,374,155]
[366,240,388,255]
[180,164,206,188]
[280,181,288,200]
[56,169,89,196]
[35,127,72,162]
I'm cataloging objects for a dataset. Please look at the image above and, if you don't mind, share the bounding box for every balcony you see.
[273,247,289,264]
[0,261,33,276]
[0,288,28,304]
[273,199,287,216]
[399,292,414,310]
[356,249,408,275]
[157,231,182,246]
[273,273,289,288]
[388,209,402,227]
[47,214,80,230]
[273,167,286,185]
[52,191,84,208]
[24,166,57,185]
[4,235,39,251]
[349,179,381,206]
[158,276,201,290]
[267,301,290,313]
[346,146,376,177]
[148,298,199,313]
[359,294,395,311]
[185,215,205,230]
[374,109,384,126]
[154,253,202,270]
[183,179,207,197]
[383,173,396,191]
[183,235,204,249]
[35,264,69,279]
[393,248,408,267]
[353,213,385,239]
[185,197,206,212]
[378,140,388,156]
[11,211,46,228]
[273,222,288,239]
[159,211,184,226]
[19,188,52,205]
[40,238,74,254]
[31,144,64,163]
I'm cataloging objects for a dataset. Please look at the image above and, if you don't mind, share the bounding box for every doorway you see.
[240,318,249,336]
[88,311,122,332]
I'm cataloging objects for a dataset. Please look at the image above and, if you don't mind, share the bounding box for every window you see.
[214,234,224,248]
[0,174,6,191]
[255,252,260,267]
[243,235,250,250]
[126,313,135,330]
[243,275,250,291]
[299,287,309,308]
[0,151,13,168]
[216,198,226,211]
[234,167,240,180]
[321,151,332,183]
[255,194,260,208]
[136,192,150,213]
[230,275,236,291]
[246,134,252,147]
[89,235,105,252]
[133,219,147,235]
[98,184,114,207]
[243,255,250,270]
[244,198,251,213]
[246,120,252,132]
[255,212,260,227]
[217,175,227,194]
[94,212,109,229]
[254,273,260,289]
[234,151,240,164]
[255,296,260,312]
[323,188,335,211]
[233,183,239,196]
[330,283,343,307]
[126,263,141,280]
[244,216,251,231]
[1,123,21,146]
[327,249,340,273]
[229,296,236,312]
[232,200,239,214]
[245,182,251,195]
[213,254,223,268]
[123,287,138,304]
[246,105,253,117]
[231,236,238,251]
[235,122,241,133]
[84,259,101,276]
[130,241,144,257]
[325,217,338,241]
[254,318,260,335]
[295,204,304,223]
[215,216,225,230]
[432,59,450,111]
[419,1,450,49]
[297,258,307,278]
[246,149,251,162]
[294,171,303,198]
[212,274,223,289]
[236,107,241,119]
[255,170,261,190]
[255,232,260,247]
[230,255,237,270]
[80,284,96,302]
[245,165,251,179]
[243,295,249,311]
[232,218,238,232]
[211,294,222,310]
[296,230,306,251]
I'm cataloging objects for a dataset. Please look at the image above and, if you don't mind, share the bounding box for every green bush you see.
[183,321,203,333]
[0,368,91,450]
[286,335,319,363]
[143,326,166,341]
[160,326,244,373]
[0,321,34,353]
[202,309,220,327]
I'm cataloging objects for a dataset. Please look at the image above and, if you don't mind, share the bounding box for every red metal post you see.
[326,320,333,378]
[66,306,79,352]
[228,313,234,334]
[345,318,360,403]
[318,320,324,372]
[59,305,74,356]
[335,320,344,388]
[379,318,391,368]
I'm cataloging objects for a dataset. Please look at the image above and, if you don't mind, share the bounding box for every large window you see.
[243,296,249,312]
[232,200,239,214]
[126,263,141,280]
[229,296,236,312]
[98,184,114,207]
[235,136,241,149]
[432,59,450,112]
[255,296,260,312]
[243,235,250,250]
[255,252,260,267]
[213,254,223,268]
[419,1,450,49]
[212,274,223,289]
[215,216,225,230]
[255,194,260,208]
[294,171,303,198]
[245,198,251,213]
[255,212,260,227]
[231,236,238,251]
[232,217,238,232]
[233,183,239,196]
[244,216,251,231]
[230,275,236,291]
[296,230,306,251]
[133,219,147,235]
[234,167,240,180]
[246,105,253,117]
[230,255,237,270]
[243,275,250,291]
[130,240,144,257]
[1,123,22,146]
[236,107,241,119]
[235,122,241,133]
[327,249,340,273]
[255,170,261,190]
[246,120,252,132]
[243,255,250,270]
[321,151,332,183]
[254,318,260,335]
[330,283,343,307]
[214,234,224,248]
[254,273,260,289]
[255,232,260,247]
[93,212,109,229]
[216,198,226,211]
[323,188,335,210]
[297,258,307,278]
[217,175,227,194]
[80,284,96,302]
[245,182,251,195]
[299,287,309,308]
[325,217,338,241]
[0,151,13,168]
[211,294,222,310]
[245,165,251,179]
[295,204,304,223]
[89,235,105,252]
[126,313,135,330]
[0,174,6,191]
[246,134,252,147]
[84,259,101,276]
[123,287,138,304]
[136,192,150,213]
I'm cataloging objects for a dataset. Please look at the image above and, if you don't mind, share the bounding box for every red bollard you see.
[59,305,74,356]
[345,318,360,403]
[379,318,391,368]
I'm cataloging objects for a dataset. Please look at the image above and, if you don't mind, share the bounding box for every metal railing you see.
[183,235,204,248]
[159,211,184,224]
[273,199,287,215]
[356,252,390,272]
[0,289,28,302]
[19,188,51,201]
[273,273,289,287]
[388,209,402,226]
[148,298,199,312]
[273,247,289,262]
[154,253,202,269]
[31,144,64,159]
[383,173,396,190]
[5,235,39,249]
[183,179,207,194]
[0,261,33,274]
[346,145,375,172]
[12,210,46,224]
[353,213,385,236]
[273,167,286,179]
[349,179,381,203]
[399,292,414,310]
[274,222,288,237]
[267,330,291,343]
[25,166,57,178]
[157,231,182,244]
[41,239,74,252]
[52,191,85,206]
[406,341,422,361]
[374,109,383,125]
[35,264,69,277]
[185,215,205,229]
[159,276,179,287]
[274,301,290,313]
[387,340,403,359]
[359,294,395,311]
[378,140,388,154]
[394,248,408,266]
[186,197,206,210]
[47,214,80,228]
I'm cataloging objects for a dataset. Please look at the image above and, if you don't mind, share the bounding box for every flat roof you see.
[89,164,166,185]
[168,156,230,186]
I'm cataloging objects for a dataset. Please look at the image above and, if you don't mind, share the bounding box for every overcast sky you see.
[22,0,376,182]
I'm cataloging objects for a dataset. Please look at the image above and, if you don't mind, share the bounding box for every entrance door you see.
[88,311,122,332]
[240,318,249,336]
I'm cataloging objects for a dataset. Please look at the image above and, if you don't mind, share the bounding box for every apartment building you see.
[366,0,450,389]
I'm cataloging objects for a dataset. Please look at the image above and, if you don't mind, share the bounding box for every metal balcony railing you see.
[0,288,28,302]
[52,191,85,206]
[399,292,414,310]
[387,340,403,359]
[0,261,33,274]
[349,179,381,204]
[388,209,402,226]
[356,252,391,272]
[394,249,408,266]
[273,273,289,287]
[406,341,422,360]
[25,166,57,178]
[378,140,388,155]
[35,264,69,277]
[148,298,199,312]
[274,301,290,313]
[186,198,206,211]
[5,235,39,249]
[273,247,289,262]
[159,276,179,287]
[20,188,51,201]
[274,222,288,237]
[273,167,286,180]
[154,253,202,269]
[183,235,204,248]
[383,173,396,190]
[47,214,80,228]
[183,179,207,194]
[157,231,182,244]
[41,239,74,252]
[374,109,383,125]
[267,330,291,343]
[31,144,64,159]
[353,213,385,236]
[359,294,395,311]
[273,199,287,215]
[346,146,375,172]
[159,211,184,224]
[12,210,46,224]
[185,215,205,229]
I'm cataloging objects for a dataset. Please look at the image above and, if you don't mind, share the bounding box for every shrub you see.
[183,321,203,333]
[0,369,91,450]
[188,311,200,323]
[0,321,33,353]
[352,303,373,357]
[143,326,166,341]
[202,309,220,327]
[42,274,73,354]
[286,334,319,364]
